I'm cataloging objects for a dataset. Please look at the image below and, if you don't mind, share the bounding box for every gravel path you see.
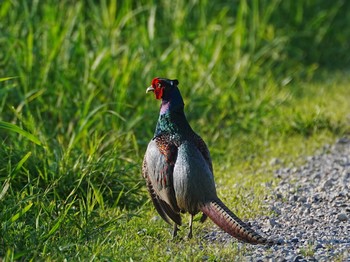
[206,137,350,261]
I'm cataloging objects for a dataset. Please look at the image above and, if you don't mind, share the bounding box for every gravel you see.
[205,137,350,261]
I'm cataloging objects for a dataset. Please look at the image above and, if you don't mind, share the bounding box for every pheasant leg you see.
[188,215,194,239]
[172,224,179,239]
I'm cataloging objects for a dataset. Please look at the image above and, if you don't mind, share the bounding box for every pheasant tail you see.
[200,198,273,245]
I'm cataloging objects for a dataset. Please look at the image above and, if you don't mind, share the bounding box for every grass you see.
[0,0,350,261]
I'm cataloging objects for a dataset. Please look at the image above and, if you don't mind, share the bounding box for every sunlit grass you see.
[0,0,349,260]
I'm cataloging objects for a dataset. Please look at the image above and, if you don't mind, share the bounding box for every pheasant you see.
[142,77,272,245]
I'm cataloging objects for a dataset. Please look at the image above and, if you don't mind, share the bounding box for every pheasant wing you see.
[193,134,213,174]
[143,137,181,226]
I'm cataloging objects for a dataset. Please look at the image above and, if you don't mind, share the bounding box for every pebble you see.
[270,157,282,166]
[204,137,350,261]
[315,243,324,249]
[291,238,299,243]
[337,213,348,221]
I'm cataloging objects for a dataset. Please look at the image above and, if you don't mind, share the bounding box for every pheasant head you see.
[146,77,183,115]
[146,77,179,100]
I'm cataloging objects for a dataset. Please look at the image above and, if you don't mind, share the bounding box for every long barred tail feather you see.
[200,198,274,245]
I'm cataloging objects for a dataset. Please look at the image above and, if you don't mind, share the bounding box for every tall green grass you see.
[0,0,349,260]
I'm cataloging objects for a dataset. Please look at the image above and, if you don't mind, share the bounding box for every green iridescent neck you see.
[154,104,193,137]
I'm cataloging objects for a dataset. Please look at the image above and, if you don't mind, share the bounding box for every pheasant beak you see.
[146,86,154,93]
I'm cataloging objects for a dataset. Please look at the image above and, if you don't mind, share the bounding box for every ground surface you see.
[205,137,350,262]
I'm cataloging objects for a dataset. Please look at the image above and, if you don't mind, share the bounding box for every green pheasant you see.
[142,77,273,244]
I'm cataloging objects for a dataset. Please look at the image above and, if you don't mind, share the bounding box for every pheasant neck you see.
[159,87,184,115]
[154,88,193,137]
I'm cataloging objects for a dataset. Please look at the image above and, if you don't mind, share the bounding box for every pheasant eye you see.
[157,83,162,88]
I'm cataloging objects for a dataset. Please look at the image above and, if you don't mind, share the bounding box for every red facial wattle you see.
[151,78,164,100]
[154,86,163,99]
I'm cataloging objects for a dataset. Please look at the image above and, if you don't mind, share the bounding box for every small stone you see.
[276,193,283,199]
[305,218,314,225]
[275,238,285,245]
[312,194,321,203]
[291,167,298,173]
[271,206,282,215]
[269,218,280,227]
[337,213,348,221]
[320,179,333,190]
[315,243,324,249]
[137,228,147,235]
[306,156,313,162]
[293,255,304,262]
[337,137,349,144]
[291,237,299,243]
[303,203,311,209]
[151,216,160,222]
[303,208,311,216]
[289,195,299,202]
[299,196,307,203]
[270,158,281,166]
[275,256,287,262]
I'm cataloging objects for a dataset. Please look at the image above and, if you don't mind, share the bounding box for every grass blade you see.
[0,76,18,82]
[41,197,76,240]
[0,121,42,146]
[12,151,32,175]
[9,202,33,223]
[0,178,10,201]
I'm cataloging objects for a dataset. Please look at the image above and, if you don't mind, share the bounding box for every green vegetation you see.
[0,0,349,260]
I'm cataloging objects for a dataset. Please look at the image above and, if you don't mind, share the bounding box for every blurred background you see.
[0,0,349,260]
